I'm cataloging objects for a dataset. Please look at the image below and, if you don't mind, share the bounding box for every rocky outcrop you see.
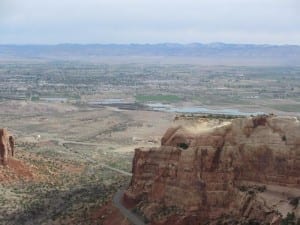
[124,115,300,224]
[0,129,14,166]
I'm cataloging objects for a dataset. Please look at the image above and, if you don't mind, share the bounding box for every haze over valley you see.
[0,0,300,225]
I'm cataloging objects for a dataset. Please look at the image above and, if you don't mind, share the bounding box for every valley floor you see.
[0,101,172,225]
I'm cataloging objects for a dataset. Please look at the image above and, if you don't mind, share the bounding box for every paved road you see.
[72,147,133,177]
[53,138,141,223]
[53,138,105,147]
[113,190,147,225]
[98,163,132,176]
[50,138,133,176]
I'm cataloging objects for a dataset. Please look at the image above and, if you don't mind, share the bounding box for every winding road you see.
[51,138,145,224]
[113,190,147,225]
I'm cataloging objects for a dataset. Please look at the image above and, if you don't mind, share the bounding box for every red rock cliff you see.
[0,128,15,166]
[124,115,300,224]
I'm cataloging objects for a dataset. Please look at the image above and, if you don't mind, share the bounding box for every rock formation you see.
[0,128,15,166]
[124,115,300,224]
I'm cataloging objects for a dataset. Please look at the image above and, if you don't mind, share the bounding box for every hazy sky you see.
[0,0,299,44]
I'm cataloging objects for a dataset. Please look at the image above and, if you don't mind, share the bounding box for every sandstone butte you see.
[0,128,15,166]
[123,115,300,225]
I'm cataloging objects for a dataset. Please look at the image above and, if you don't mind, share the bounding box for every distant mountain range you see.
[1,43,300,65]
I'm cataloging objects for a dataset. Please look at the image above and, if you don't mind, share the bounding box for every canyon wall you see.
[124,115,300,224]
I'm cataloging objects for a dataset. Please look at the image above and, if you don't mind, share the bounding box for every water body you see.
[88,99,127,105]
[40,97,68,102]
[86,100,264,116]
[146,103,264,116]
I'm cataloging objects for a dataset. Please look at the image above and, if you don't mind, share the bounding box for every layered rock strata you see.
[124,115,300,224]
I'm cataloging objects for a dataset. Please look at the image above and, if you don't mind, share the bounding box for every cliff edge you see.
[124,115,300,225]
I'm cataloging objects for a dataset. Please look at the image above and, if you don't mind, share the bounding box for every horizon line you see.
[1,42,300,47]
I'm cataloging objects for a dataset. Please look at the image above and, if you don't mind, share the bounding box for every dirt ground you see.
[0,100,173,225]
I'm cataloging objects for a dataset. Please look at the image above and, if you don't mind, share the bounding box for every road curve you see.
[50,138,133,176]
[113,190,147,225]
[51,138,142,223]
[54,138,105,147]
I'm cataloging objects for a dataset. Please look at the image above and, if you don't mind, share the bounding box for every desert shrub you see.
[281,212,296,225]
[289,197,299,208]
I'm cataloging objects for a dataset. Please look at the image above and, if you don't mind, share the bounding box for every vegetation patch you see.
[280,212,299,225]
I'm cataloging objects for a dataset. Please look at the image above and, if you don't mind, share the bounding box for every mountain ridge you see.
[1,43,300,65]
